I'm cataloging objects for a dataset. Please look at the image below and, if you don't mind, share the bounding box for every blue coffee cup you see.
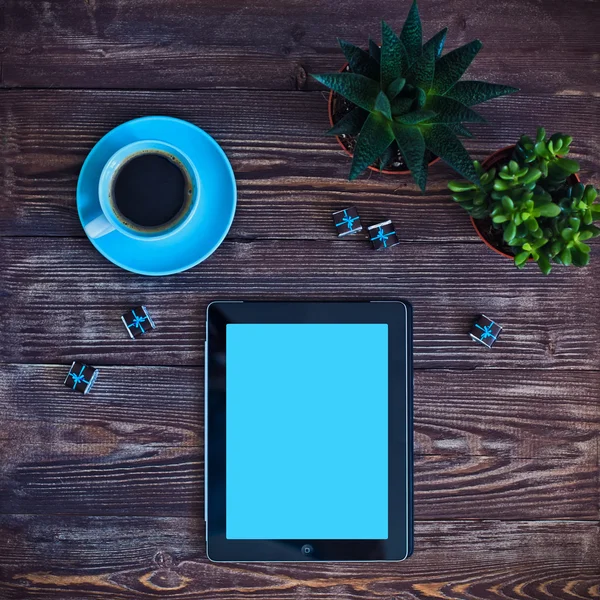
[85,140,201,241]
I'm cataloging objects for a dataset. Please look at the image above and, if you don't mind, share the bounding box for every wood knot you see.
[293,65,308,90]
[458,15,468,30]
[140,569,190,592]
[153,551,173,568]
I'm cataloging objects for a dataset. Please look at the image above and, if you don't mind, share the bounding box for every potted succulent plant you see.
[448,127,600,274]
[311,0,518,191]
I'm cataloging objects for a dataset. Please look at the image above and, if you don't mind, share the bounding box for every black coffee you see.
[113,153,188,228]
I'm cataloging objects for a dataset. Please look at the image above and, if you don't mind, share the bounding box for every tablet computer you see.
[206,301,413,562]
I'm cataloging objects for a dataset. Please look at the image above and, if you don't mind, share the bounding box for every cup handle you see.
[84,214,115,239]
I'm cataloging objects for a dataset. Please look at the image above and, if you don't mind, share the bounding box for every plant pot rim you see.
[471,145,581,261]
[327,63,441,176]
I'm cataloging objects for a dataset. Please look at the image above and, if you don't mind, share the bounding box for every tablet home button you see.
[301,544,313,556]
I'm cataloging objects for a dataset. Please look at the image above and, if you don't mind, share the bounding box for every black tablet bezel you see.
[206,301,413,562]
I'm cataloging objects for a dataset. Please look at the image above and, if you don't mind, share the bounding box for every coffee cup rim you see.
[98,139,200,241]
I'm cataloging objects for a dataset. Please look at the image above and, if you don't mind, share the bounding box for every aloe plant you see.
[311,0,518,190]
[449,128,600,274]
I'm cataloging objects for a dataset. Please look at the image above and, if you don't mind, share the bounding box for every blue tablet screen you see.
[226,323,388,540]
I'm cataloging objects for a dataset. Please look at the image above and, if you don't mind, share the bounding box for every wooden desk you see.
[0,0,598,597]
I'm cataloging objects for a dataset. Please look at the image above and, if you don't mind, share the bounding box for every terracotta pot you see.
[470,146,581,260]
[326,64,440,175]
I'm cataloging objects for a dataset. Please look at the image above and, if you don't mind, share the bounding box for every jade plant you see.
[311,0,517,190]
[449,128,600,274]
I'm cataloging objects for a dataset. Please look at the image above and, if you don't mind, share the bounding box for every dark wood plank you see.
[415,370,600,458]
[0,365,597,519]
[0,516,598,599]
[1,365,598,459]
[1,237,599,369]
[0,89,598,239]
[2,0,598,93]
[1,442,596,520]
[0,0,598,597]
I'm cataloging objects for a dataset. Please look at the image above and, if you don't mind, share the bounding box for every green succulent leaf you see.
[369,38,381,63]
[534,140,548,157]
[537,202,561,217]
[504,221,517,242]
[537,254,552,275]
[421,124,480,184]
[586,224,600,237]
[559,247,572,266]
[536,127,546,143]
[431,39,483,96]
[497,170,514,181]
[387,77,406,99]
[338,39,380,80]
[423,27,448,60]
[391,96,415,116]
[326,107,368,136]
[561,227,575,241]
[448,179,478,192]
[443,81,519,106]
[480,166,496,184]
[391,123,427,191]
[400,0,422,65]
[381,21,407,88]
[349,113,395,180]
[425,95,486,123]
[416,87,427,108]
[312,73,380,112]
[445,123,473,138]
[395,109,437,124]
[576,240,591,254]
[572,248,590,267]
[514,251,530,267]
[374,91,392,120]
[584,185,598,204]
[554,157,580,174]
[520,168,542,185]
[508,236,525,247]
[493,179,509,192]
[550,240,562,256]
[406,42,435,90]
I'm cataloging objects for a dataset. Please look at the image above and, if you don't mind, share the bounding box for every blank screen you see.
[226,323,388,540]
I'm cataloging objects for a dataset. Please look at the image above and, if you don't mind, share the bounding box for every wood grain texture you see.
[1,237,600,368]
[1,0,599,595]
[0,89,598,239]
[1,442,597,520]
[2,0,599,93]
[1,365,597,520]
[0,516,598,599]
[1,365,598,458]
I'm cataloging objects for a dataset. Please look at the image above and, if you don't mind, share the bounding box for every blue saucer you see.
[77,116,237,276]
